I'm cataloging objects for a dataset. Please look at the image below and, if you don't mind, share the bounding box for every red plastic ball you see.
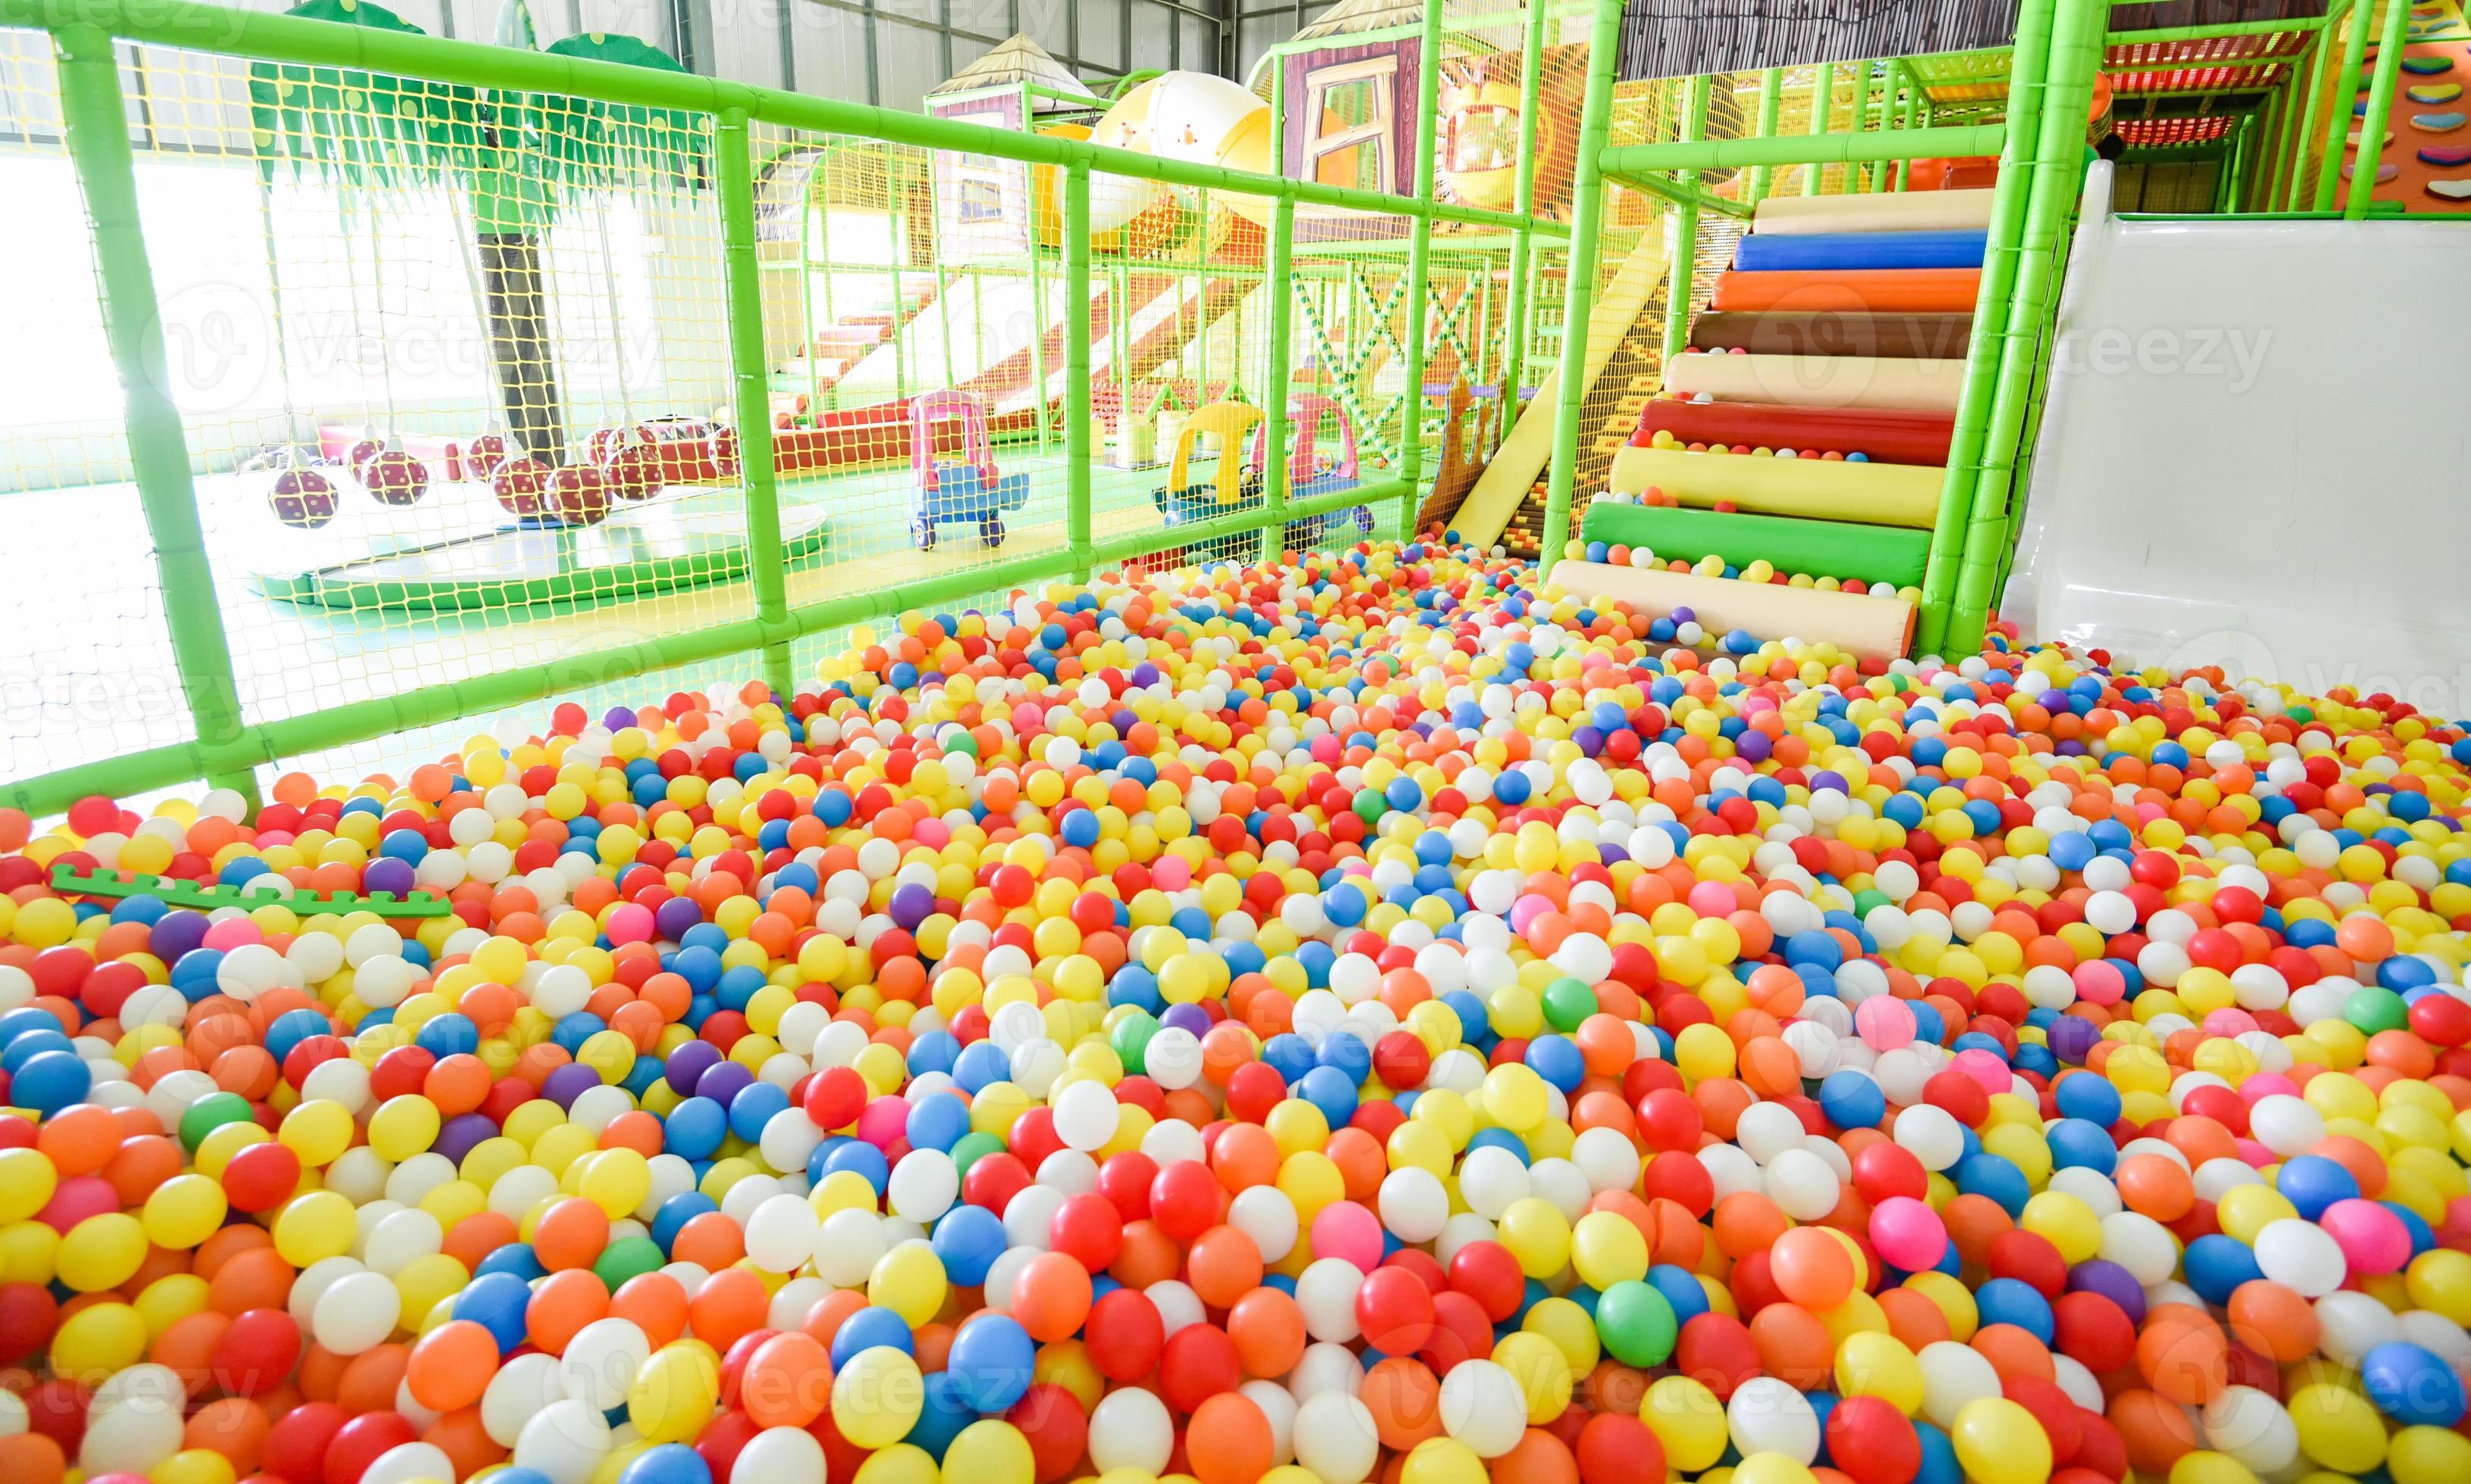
[1446,1239,1525,1323]
[1355,1264,1438,1356]
[1825,1394,1921,1484]
[1082,1289,1164,1383]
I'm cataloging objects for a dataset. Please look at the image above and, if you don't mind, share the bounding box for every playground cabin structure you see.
[0,0,2434,820]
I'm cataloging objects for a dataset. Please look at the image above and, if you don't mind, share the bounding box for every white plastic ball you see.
[1296,1258,1364,1342]
[1437,1358,1527,1458]
[513,1398,610,1484]
[1293,1391,1380,1482]
[1087,1386,1175,1475]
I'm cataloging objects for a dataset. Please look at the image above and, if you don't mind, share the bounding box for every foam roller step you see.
[1631,398,1955,466]
[1608,445,1945,528]
[1580,501,1930,588]
[1547,560,1915,662]
[1748,189,1998,235]
[1688,311,1974,360]
[1733,229,1989,273]
[1661,354,1967,413]
[1711,268,1982,314]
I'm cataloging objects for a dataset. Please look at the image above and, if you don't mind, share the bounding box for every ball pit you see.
[4,537,2471,1484]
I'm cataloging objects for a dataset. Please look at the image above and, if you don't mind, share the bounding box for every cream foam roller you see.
[1545,560,1916,662]
[1750,189,1999,235]
[1662,354,1967,413]
[1608,445,1945,528]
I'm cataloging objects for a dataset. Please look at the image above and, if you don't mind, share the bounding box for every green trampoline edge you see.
[247,516,837,613]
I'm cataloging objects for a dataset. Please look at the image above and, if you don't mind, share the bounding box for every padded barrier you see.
[1609,445,1945,528]
[1710,268,1982,313]
[1580,501,1930,588]
[1631,398,1956,464]
[1749,188,1999,235]
[1548,560,1916,662]
[1661,353,1968,413]
[1687,311,1973,360]
[1733,229,1989,273]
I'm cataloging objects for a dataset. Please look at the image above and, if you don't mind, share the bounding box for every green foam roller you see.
[1578,502,1930,588]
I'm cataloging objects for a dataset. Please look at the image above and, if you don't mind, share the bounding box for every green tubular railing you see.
[8,0,2408,818]
[1,0,1502,821]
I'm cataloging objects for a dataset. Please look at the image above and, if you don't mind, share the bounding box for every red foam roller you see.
[1628,398,1955,466]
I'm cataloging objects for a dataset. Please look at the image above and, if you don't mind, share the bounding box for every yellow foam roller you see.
[1545,560,1915,662]
[1661,354,1967,413]
[1750,189,1998,235]
[1608,447,1945,528]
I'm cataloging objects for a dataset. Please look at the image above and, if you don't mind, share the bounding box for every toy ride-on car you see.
[909,389,1029,550]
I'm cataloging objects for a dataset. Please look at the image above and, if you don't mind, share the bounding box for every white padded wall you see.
[2005,164,2471,716]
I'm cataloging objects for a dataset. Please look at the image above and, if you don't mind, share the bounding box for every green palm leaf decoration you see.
[248,0,483,186]
[523,33,707,197]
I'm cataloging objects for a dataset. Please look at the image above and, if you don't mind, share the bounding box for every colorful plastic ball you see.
[2361,1341,2467,1427]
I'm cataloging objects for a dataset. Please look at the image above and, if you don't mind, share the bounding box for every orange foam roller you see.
[1709,268,1982,314]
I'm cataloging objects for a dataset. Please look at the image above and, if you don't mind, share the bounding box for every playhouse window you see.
[1303,57,1396,195]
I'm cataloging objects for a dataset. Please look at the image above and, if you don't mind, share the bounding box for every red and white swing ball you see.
[601,440,664,500]
[585,423,671,502]
[491,455,553,518]
[544,464,612,526]
[359,447,431,506]
[463,432,511,480]
[267,468,339,529]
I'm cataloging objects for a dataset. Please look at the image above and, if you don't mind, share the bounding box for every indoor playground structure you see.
[6,2,2471,1484]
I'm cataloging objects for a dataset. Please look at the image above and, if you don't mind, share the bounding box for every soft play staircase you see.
[1571,188,1998,656]
[790,282,939,391]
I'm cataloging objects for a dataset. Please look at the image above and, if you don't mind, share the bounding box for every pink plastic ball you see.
[1309,1200,1384,1274]
[2318,1198,2410,1274]
[856,1097,909,1151]
[201,918,265,952]
[606,904,657,946]
[1867,1196,1948,1272]
[1855,996,1915,1053]
[1952,1048,2011,1095]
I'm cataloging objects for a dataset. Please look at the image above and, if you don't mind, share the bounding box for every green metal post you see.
[1914,0,2055,653]
[1394,0,1443,540]
[53,23,259,809]
[1259,195,1295,564]
[2252,80,2285,212]
[2223,116,2243,210]
[2315,0,2376,210]
[1805,63,1836,195]
[1028,235,1050,449]
[1944,0,2103,653]
[1846,62,1874,192]
[1661,76,1712,368]
[1539,0,1624,575]
[1896,83,1920,189]
[2346,0,2408,218]
[2281,17,2332,210]
[716,109,795,697]
[1499,0,1552,430]
[1746,67,1785,205]
[1065,164,1093,581]
[923,156,956,385]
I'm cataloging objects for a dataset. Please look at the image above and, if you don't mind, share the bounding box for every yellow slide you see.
[1450,232,1673,551]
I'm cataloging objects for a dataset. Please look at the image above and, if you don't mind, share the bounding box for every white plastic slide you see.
[2005,164,2471,707]
[1450,232,1674,551]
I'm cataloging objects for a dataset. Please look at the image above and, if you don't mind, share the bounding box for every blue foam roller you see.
[1733,229,1989,273]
